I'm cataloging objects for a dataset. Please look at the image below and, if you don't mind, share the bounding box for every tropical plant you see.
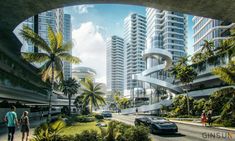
[116,97,131,109]
[172,56,197,115]
[32,120,66,141]
[193,98,206,116]
[20,25,81,120]
[215,39,234,54]
[171,95,194,116]
[80,78,106,113]
[191,52,207,64]
[201,40,215,56]
[211,57,235,126]
[60,78,79,116]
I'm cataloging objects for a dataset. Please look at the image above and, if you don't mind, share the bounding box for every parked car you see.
[101,111,112,118]
[134,116,178,134]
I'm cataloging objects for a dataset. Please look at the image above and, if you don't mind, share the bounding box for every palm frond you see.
[56,32,63,49]
[21,52,50,63]
[48,25,57,52]
[58,53,81,64]
[60,41,73,52]
[20,26,51,53]
[212,66,235,85]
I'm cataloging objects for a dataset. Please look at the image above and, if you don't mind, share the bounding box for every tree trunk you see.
[68,94,71,116]
[185,84,190,116]
[90,103,92,114]
[48,62,54,122]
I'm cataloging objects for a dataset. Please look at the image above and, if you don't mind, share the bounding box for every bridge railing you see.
[121,99,172,115]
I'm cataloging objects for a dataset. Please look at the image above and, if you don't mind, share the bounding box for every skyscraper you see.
[193,16,235,53]
[106,36,124,93]
[17,9,64,54]
[63,14,72,80]
[133,8,187,103]
[146,9,187,63]
[124,13,146,94]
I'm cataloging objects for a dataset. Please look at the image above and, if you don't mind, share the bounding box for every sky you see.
[64,4,195,84]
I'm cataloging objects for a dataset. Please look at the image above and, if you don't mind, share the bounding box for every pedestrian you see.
[136,108,138,115]
[4,106,19,141]
[207,110,212,127]
[20,111,30,141]
[201,110,207,127]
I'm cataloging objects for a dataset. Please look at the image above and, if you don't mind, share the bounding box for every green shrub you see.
[31,120,66,141]
[94,114,104,120]
[75,130,102,141]
[123,126,151,141]
[73,115,95,122]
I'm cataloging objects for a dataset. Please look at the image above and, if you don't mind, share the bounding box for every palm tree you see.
[60,78,79,116]
[201,40,215,56]
[191,52,206,64]
[173,56,197,115]
[80,78,106,113]
[212,56,235,123]
[178,55,190,66]
[20,25,81,120]
[215,39,233,54]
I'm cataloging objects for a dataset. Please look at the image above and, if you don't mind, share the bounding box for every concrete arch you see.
[1,0,235,34]
[0,0,234,53]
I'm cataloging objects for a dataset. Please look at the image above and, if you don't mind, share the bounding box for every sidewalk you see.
[169,119,235,132]
[0,117,46,141]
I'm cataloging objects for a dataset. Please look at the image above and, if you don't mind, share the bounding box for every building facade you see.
[72,66,96,82]
[63,14,72,80]
[106,36,124,93]
[193,16,235,53]
[16,8,64,60]
[124,13,146,94]
[132,8,187,104]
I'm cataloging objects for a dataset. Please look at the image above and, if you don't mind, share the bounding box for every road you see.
[112,114,235,141]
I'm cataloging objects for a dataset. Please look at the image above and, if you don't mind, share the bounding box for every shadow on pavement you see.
[157,133,186,138]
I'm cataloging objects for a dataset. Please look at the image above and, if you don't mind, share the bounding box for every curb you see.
[170,120,235,132]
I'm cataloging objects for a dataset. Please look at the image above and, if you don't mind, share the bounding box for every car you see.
[134,116,178,134]
[101,111,112,118]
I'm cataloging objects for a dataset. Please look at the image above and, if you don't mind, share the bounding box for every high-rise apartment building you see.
[133,8,187,103]
[193,16,235,53]
[18,9,64,54]
[146,9,187,64]
[124,13,146,92]
[63,14,72,80]
[106,36,124,93]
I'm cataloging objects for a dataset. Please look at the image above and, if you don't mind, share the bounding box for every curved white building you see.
[134,8,187,103]
[72,66,96,82]
[193,16,235,53]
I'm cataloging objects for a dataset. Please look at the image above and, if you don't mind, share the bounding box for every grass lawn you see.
[60,120,110,135]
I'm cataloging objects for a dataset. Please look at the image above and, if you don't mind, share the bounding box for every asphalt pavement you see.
[112,114,235,141]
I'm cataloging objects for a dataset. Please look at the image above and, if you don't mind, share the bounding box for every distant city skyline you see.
[64,4,194,84]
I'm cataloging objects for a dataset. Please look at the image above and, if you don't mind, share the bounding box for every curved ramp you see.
[133,48,183,93]
[121,99,172,115]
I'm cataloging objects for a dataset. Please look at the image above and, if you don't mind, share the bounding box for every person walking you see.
[201,110,207,127]
[4,106,19,141]
[207,110,212,127]
[20,111,30,141]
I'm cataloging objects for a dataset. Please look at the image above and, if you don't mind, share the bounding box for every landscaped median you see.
[29,114,152,141]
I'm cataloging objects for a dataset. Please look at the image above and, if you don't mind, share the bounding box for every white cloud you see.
[73,5,94,14]
[72,22,107,84]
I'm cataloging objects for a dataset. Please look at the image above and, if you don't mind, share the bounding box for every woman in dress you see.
[201,110,207,126]
[21,111,30,141]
